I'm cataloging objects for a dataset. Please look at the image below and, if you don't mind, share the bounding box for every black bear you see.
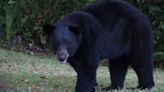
[44,0,154,92]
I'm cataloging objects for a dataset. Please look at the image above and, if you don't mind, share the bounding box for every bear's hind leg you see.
[130,58,154,89]
[130,42,154,89]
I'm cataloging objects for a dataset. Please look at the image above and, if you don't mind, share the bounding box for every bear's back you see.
[81,0,146,25]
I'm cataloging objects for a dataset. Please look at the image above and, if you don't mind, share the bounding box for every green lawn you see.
[0,49,164,92]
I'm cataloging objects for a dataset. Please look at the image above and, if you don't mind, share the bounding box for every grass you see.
[0,49,164,92]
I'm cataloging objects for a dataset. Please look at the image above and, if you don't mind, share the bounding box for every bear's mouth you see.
[60,57,68,64]
[56,49,69,64]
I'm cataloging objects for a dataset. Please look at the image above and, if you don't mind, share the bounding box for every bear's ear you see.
[42,24,55,35]
[69,26,82,35]
[65,20,83,35]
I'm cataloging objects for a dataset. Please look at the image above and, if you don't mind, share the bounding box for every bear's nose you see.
[57,51,69,63]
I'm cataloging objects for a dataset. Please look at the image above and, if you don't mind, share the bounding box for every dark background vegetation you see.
[0,0,163,65]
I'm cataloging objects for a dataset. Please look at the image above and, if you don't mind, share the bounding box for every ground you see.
[0,48,164,92]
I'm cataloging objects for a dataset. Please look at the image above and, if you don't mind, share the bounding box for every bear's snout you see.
[57,49,69,63]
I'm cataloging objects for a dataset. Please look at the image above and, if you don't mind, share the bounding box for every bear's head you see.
[43,20,82,63]
[43,11,102,63]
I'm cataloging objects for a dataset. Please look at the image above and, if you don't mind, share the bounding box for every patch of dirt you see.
[0,37,51,56]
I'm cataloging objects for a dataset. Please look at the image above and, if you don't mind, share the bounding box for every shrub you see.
[0,0,88,44]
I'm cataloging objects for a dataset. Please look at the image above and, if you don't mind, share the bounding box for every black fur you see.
[44,0,154,92]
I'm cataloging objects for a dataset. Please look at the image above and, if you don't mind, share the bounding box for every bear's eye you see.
[69,26,81,35]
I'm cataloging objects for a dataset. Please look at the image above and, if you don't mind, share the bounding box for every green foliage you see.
[88,0,97,3]
[0,0,87,43]
[153,52,164,63]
